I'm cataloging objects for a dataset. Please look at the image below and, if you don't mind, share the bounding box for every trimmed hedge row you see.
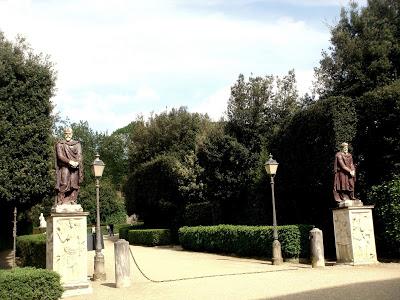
[179,224,313,258]
[16,234,46,268]
[128,229,171,246]
[118,222,145,240]
[0,267,63,300]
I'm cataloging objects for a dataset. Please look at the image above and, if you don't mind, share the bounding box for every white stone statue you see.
[39,213,47,228]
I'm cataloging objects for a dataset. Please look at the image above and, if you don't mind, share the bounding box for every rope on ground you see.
[128,247,298,283]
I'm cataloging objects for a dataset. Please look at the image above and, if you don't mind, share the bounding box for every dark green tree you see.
[105,121,137,190]
[226,70,300,153]
[78,178,126,225]
[355,80,400,193]
[125,108,212,227]
[125,155,184,228]
[0,33,55,247]
[226,73,274,152]
[99,133,129,190]
[197,129,253,224]
[128,107,210,170]
[314,0,400,98]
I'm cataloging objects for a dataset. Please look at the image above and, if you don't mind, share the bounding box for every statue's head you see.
[64,127,73,142]
[340,142,348,154]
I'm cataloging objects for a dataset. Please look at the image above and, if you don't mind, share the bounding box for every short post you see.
[309,228,325,268]
[114,239,131,288]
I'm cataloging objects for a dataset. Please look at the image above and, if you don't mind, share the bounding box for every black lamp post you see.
[92,154,106,280]
[265,154,283,265]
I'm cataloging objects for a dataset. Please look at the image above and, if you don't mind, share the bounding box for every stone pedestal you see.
[46,209,92,297]
[332,205,378,265]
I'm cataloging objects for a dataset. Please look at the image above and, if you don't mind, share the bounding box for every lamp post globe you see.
[265,154,283,265]
[92,154,106,280]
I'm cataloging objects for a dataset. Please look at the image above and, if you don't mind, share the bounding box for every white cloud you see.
[1,0,334,132]
[192,86,231,121]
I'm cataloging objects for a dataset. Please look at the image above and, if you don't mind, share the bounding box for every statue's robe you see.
[333,151,356,202]
[55,140,83,204]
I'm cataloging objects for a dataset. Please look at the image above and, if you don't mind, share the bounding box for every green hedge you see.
[118,222,145,240]
[128,229,171,246]
[0,267,63,300]
[367,176,400,257]
[179,224,313,258]
[16,234,46,268]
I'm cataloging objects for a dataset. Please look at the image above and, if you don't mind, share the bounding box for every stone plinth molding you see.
[332,205,378,265]
[46,211,92,297]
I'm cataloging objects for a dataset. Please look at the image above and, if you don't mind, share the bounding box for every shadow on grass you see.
[260,278,400,300]
[0,249,13,269]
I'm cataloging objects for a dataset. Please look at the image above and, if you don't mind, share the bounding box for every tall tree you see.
[127,107,211,170]
[0,33,55,246]
[314,0,400,98]
[197,129,252,224]
[226,73,274,152]
[226,70,300,153]
[104,121,136,190]
[125,108,212,227]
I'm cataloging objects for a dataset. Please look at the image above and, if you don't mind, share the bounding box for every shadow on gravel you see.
[262,278,400,300]
[101,283,116,288]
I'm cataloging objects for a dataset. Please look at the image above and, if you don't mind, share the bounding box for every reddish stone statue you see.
[333,142,356,203]
[55,127,83,205]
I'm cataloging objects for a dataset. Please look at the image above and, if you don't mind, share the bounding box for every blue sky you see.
[0,0,366,133]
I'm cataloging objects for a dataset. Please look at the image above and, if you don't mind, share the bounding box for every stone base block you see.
[62,283,93,298]
[52,204,83,213]
[332,205,378,265]
[338,199,363,208]
[46,210,92,297]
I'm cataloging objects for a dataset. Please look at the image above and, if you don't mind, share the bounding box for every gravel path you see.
[65,236,400,300]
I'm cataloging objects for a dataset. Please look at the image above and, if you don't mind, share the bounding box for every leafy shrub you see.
[16,234,46,268]
[128,229,171,246]
[179,224,313,258]
[183,202,213,226]
[0,267,63,300]
[367,176,400,257]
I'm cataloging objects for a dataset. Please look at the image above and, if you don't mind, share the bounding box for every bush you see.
[183,202,213,226]
[16,234,46,268]
[367,176,400,257]
[118,222,145,240]
[179,224,313,258]
[0,267,63,300]
[128,229,171,246]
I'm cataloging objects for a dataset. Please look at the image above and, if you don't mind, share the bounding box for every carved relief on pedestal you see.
[55,218,86,281]
[351,212,376,261]
[333,211,352,261]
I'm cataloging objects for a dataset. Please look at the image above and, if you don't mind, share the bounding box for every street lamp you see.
[265,154,283,265]
[92,154,106,280]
